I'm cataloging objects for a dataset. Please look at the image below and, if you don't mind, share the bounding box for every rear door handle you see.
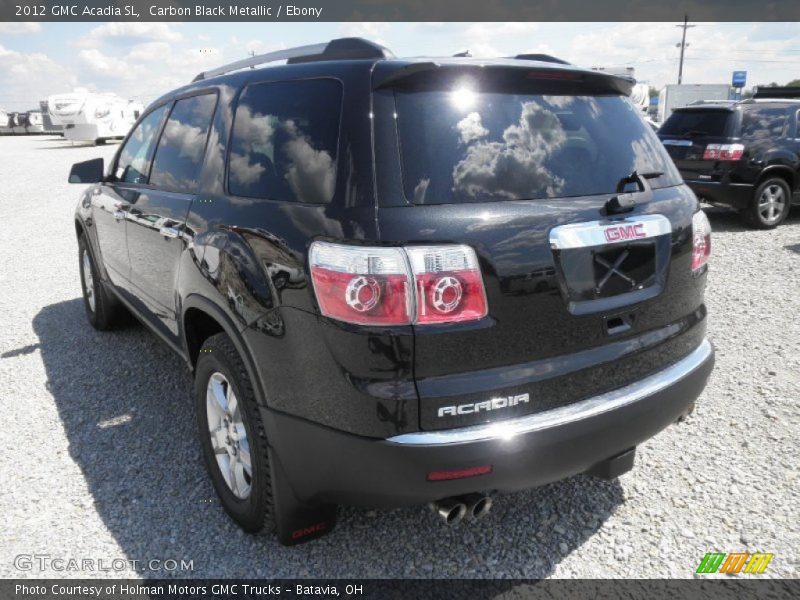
[159,227,180,239]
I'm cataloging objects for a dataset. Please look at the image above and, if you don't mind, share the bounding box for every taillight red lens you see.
[309,242,488,326]
[309,244,411,325]
[407,246,488,325]
[691,210,712,271]
[310,269,411,325]
[703,143,744,161]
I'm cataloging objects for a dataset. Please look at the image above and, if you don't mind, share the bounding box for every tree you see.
[786,79,800,87]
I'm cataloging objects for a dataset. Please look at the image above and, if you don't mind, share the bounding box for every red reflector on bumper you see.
[427,465,493,481]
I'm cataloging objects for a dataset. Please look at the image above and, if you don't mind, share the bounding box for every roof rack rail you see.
[752,85,800,100]
[511,53,571,65]
[192,37,394,82]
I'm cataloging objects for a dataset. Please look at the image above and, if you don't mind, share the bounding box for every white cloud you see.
[0,22,41,35]
[339,22,390,46]
[0,45,77,110]
[75,22,183,49]
[125,42,173,63]
[566,23,800,88]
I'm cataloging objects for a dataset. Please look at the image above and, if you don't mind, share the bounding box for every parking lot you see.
[0,134,797,578]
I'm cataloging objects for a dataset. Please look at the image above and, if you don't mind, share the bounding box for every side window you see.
[740,107,788,141]
[796,110,800,138]
[150,94,217,193]
[115,105,168,184]
[228,79,342,203]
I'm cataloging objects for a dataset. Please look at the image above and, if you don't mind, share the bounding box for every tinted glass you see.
[115,105,167,184]
[740,107,787,141]
[659,109,732,138]
[228,79,342,203]
[150,94,217,192]
[396,92,681,205]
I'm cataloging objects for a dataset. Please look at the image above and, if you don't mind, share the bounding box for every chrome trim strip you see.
[549,214,671,250]
[387,339,712,446]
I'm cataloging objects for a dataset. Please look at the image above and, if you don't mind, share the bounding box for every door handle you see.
[113,210,126,221]
[160,227,180,239]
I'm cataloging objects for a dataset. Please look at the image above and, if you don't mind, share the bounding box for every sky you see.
[1,21,799,111]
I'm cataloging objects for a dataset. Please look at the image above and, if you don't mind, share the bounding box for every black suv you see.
[69,38,714,545]
[658,99,800,228]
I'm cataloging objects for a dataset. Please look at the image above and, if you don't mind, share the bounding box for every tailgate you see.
[658,107,738,180]
[372,67,708,431]
[378,188,707,431]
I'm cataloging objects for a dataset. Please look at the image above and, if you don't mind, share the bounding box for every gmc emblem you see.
[291,522,328,539]
[604,223,646,242]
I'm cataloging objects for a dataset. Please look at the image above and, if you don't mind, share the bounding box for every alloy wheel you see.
[206,372,252,499]
[758,184,786,225]
[82,251,95,313]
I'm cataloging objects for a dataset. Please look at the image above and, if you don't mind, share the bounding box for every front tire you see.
[195,333,275,533]
[78,234,125,330]
[743,177,791,229]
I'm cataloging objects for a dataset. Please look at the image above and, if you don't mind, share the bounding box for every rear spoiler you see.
[373,62,633,96]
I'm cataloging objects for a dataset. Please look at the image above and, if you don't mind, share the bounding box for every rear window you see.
[658,109,732,138]
[395,91,681,204]
[228,79,342,204]
[740,107,787,140]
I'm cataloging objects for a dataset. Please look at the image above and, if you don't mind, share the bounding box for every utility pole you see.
[675,15,695,84]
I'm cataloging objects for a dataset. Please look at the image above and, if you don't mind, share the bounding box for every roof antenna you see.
[453,50,471,57]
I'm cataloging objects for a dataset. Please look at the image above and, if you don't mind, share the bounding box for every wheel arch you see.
[757,165,795,191]
[181,295,268,407]
[74,218,86,240]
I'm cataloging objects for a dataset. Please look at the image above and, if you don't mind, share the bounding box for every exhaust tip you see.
[470,495,493,520]
[430,499,467,525]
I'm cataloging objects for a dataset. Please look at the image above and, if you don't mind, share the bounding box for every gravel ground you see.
[0,134,798,579]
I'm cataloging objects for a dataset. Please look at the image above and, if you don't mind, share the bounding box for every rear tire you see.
[195,333,275,533]
[78,234,126,330]
[743,177,791,229]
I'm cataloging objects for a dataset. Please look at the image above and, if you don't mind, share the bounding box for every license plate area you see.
[549,215,671,316]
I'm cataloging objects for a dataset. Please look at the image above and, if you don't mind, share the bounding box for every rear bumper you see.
[685,179,753,209]
[266,339,714,507]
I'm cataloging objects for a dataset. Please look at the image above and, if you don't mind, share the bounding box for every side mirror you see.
[68,158,105,184]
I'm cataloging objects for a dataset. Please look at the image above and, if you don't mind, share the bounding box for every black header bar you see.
[2,0,800,22]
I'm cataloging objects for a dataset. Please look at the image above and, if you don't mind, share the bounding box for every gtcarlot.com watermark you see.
[14,554,194,573]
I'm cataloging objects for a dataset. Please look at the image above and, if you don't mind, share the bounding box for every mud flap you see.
[269,449,337,546]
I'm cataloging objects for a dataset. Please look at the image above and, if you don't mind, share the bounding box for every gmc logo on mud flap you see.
[438,393,530,417]
[291,522,328,539]
[604,223,646,242]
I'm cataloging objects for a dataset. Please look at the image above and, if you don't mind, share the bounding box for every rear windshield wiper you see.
[605,170,656,215]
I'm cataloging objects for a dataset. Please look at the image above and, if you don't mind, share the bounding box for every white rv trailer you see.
[10,112,26,135]
[591,66,650,114]
[629,83,650,114]
[21,111,46,134]
[0,109,9,135]
[657,84,731,123]
[39,100,64,135]
[47,91,144,143]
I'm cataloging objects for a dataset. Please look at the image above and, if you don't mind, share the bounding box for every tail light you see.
[691,210,711,272]
[309,242,487,326]
[703,143,744,161]
[406,246,488,324]
[308,244,410,325]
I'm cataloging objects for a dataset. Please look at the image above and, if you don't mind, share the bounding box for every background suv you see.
[659,99,800,228]
[68,38,714,545]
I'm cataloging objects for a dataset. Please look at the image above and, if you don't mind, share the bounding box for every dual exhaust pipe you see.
[430,493,493,525]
